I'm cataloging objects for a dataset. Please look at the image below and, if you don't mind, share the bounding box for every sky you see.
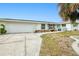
[0,3,62,22]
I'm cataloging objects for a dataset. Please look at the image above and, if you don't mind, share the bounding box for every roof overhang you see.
[0,18,57,24]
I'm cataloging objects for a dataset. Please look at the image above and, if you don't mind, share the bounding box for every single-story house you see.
[0,18,56,33]
[0,18,79,33]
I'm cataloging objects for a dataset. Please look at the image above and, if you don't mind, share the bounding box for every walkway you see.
[70,36,79,55]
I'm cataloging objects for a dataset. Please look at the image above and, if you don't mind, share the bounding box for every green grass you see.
[40,31,79,56]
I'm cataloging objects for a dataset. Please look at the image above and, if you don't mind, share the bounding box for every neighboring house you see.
[0,18,56,33]
[0,18,79,33]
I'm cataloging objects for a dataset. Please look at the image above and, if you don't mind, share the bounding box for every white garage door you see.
[6,22,35,33]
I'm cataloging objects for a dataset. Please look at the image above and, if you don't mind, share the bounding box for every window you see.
[41,24,45,29]
[48,24,54,29]
[62,24,66,27]
[57,24,60,28]
[57,24,61,31]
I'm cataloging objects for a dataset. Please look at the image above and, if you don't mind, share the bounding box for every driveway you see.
[0,33,42,56]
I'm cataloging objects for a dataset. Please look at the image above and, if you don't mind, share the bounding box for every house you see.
[0,18,79,33]
[0,18,56,33]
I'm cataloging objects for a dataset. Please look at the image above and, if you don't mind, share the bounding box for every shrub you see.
[0,24,7,34]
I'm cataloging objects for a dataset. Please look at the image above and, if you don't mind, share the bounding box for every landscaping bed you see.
[40,31,79,56]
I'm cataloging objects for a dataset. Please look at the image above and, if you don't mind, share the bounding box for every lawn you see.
[40,31,79,56]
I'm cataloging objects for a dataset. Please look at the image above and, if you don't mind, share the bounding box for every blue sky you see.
[0,3,62,22]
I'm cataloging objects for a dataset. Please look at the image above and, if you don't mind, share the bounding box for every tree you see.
[59,3,79,23]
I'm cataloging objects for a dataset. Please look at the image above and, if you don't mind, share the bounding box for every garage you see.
[5,22,36,33]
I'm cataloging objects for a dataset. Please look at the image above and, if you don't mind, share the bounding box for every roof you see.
[0,18,57,24]
[57,22,71,24]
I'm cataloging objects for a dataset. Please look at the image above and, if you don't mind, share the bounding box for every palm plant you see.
[59,3,79,23]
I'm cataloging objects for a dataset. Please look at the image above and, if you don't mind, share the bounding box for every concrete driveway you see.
[0,33,42,56]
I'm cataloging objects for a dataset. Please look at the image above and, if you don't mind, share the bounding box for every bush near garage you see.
[0,24,7,34]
